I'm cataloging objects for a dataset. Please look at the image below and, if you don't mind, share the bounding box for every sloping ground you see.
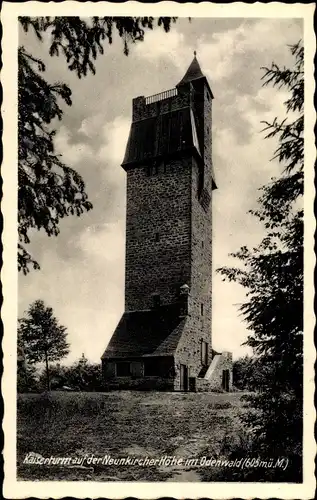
[17,391,251,481]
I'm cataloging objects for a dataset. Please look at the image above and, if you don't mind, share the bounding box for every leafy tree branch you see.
[18,16,177,273]
[217,40,304,462]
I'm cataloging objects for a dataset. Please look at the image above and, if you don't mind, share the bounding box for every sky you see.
[18,16,303,364]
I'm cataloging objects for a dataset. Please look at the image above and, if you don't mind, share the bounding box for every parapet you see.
[132,85,192,123]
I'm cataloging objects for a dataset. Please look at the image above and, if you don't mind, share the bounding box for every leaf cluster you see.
[217,41,304,455]
[18,46,93,274]
[20,17,176,75]
[18,299,70,364]
[18,16,177,272]
[218,40,303,363]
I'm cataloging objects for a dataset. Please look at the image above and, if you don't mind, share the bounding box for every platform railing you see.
[145,87,178,105]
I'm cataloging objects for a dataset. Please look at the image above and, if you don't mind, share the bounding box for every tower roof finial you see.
[177,54,204,86]
[176,53,214,99]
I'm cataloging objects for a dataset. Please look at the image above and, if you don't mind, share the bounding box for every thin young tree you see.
[217,41,303,475]
[18,300,70,391]
[18,16,177,273]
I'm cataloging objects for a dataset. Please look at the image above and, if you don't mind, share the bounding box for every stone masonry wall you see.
[174,157,213,388]
[196,353,233,392]
[203,85,214,194]
[174,81,214,388]
[103,376,175,391]
[125,157,192,311]
[102,357,175,391]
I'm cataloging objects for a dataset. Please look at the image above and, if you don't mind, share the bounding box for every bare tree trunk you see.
[44,350,50,391]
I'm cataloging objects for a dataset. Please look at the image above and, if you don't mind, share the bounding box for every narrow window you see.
[201,303,204,316]
[153,294,161,308]
[155,232,160,242]
[201,341,208,366]
[222,369,230,391]
[202,241,204,249]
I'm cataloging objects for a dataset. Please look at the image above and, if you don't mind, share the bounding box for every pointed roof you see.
[177,54,213,98]
[178,55,204,85]
[101,305,186,359]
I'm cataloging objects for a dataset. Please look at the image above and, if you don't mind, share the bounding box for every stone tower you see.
[101,55,232,391]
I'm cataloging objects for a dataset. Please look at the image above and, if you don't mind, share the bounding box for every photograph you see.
[2,2,315,499]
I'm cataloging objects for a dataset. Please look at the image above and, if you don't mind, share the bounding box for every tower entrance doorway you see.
[180,364,189,392]
[222,369,230,392]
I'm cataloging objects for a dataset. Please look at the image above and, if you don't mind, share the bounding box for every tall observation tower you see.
[101,55,232,392]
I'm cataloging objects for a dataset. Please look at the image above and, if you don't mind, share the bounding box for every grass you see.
[16,390,291,482]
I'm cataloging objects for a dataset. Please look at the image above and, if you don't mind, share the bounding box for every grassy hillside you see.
[17,391,261,481]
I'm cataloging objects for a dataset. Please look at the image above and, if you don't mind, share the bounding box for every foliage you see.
[17,321,39,392]
[32,355,103,392]
[38,362,68,391]
[18,16,177,273]
[63,356,103,391]
[233,355,273,392]
[18,300,70,390]
[17,361,39,393]
[217,40,304,465]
